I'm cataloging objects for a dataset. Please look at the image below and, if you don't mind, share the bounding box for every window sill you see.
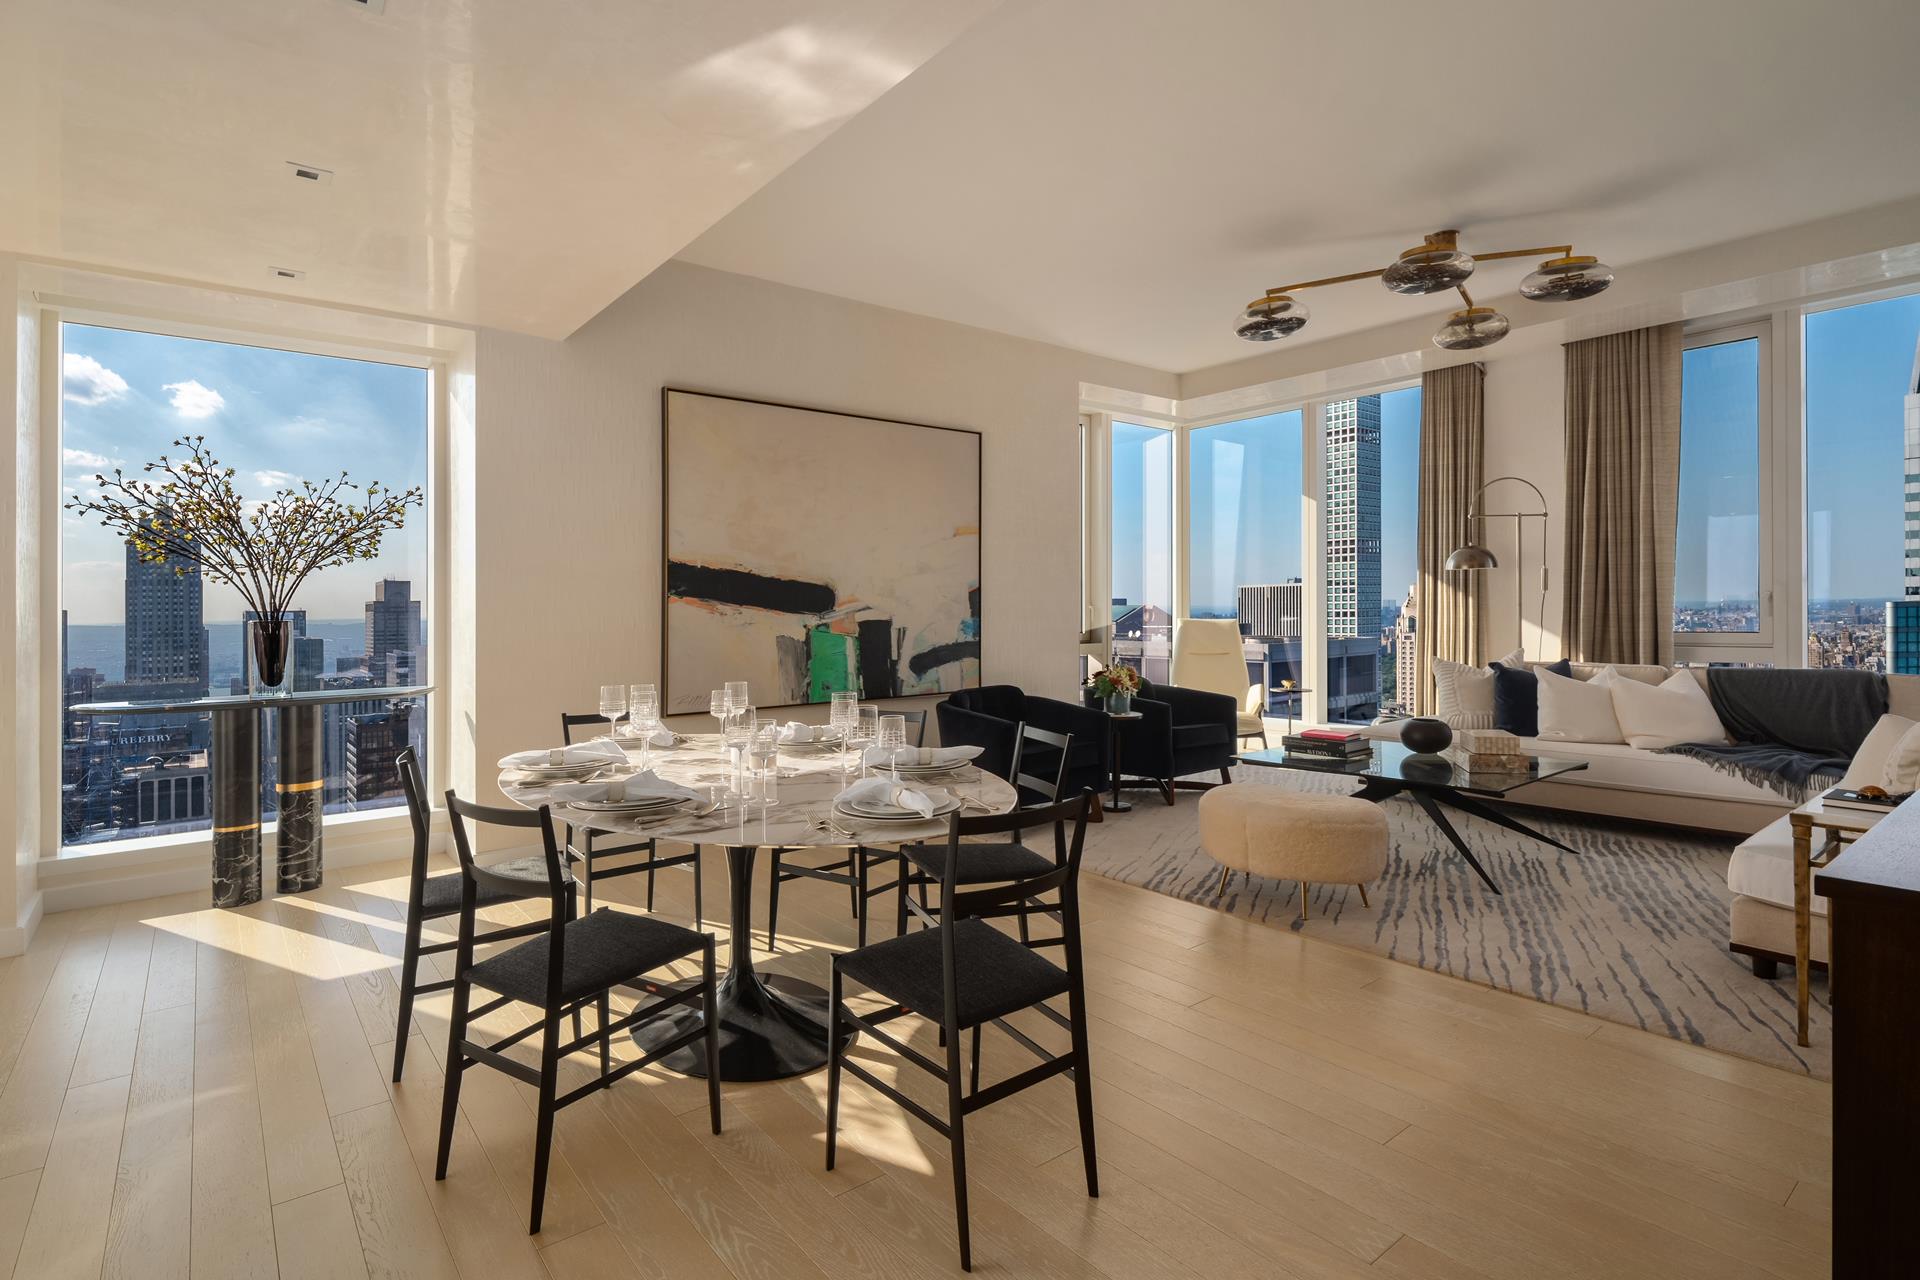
[45,805,433,866]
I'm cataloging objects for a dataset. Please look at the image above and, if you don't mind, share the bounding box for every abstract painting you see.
[662,389,981,713]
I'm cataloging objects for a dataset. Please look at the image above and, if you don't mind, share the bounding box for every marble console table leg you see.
[276,703,325,894]
[210,706,262,907]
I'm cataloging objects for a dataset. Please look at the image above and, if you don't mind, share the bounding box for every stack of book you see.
[1282,728,1372,763]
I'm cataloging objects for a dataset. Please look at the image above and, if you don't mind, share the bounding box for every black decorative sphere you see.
[1399,716,1453,756]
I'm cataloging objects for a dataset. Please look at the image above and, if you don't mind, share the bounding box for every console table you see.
[71,685,431,907]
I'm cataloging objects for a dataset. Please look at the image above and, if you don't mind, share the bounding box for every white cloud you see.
[252,469,300,491]
[62,354,129,405]
[163,379,226,419]
[62,447,119,470]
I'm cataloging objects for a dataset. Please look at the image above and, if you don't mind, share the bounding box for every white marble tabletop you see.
[497,732,1017,849]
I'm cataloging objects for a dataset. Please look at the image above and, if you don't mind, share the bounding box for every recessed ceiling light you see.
[286,161,334,186]
[269,267,307,282]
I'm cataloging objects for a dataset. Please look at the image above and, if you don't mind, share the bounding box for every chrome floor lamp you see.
[1444,475,1551,659]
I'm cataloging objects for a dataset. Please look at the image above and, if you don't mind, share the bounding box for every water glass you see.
[749,721,781,804]
[599,684,626,740]
[878,714,907,769]
[725,681,750,715]
[629,685,660,767]
[850,705,880,775]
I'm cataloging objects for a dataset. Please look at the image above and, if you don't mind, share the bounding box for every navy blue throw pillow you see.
[1489,659,1570,738]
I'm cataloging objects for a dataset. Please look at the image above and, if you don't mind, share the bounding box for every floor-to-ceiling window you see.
[59,321,430,846]
[1188,409,1303,707]
[1321,387,1419,724]
[1110,420,1174,681]
[1805,292,1920,671]
[1675,331,1765,641]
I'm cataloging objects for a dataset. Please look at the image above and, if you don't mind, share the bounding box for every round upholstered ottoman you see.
[1198,784,1389,917]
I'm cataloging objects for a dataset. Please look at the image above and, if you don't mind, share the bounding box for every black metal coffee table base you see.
[628,845,854,1081]
[1351,778,1581,895]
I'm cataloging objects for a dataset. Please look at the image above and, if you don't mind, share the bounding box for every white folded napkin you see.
[778,721,819,743]
[837,777,946,817]
[626,725,678,747]
[862,743,984,768]
[548,770,700,805]
[499,739,627,770]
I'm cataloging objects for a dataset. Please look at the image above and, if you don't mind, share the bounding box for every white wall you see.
[1480,347,1566,662]
[1,254,46,952]
[468,260,1175,807]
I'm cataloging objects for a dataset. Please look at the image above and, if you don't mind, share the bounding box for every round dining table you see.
[498,731,1018,1081]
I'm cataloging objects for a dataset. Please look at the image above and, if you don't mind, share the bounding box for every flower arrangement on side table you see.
[64,435,422,692]
[1087,664,1144,715]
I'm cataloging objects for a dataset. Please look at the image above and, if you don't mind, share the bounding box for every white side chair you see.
[1171,617,1267,749]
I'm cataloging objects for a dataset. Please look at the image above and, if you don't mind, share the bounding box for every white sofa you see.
[1358,662,1920,974]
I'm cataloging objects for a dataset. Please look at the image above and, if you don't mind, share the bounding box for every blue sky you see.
[60,323,428,624]
[1113,386,1421,621]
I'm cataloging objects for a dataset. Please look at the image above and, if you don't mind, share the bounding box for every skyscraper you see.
[1237,581,1303,639]
[364,579,422,686]
[1394,583,1418,712]
[122,529,209,694]
[1324,396,1382,640]
[1889,335,1920,672]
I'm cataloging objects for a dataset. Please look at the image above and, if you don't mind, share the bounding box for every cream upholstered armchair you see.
[1171,618,1267,749]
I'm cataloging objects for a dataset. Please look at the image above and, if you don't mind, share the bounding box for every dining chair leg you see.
[766,849,784,950]
[392,910,424,1081]
[579,839,594,914]
[565,884,584,1043]
[895,871,911,938]
[825,965,844,1171]
[702,940,722,1133]
[944,1017,973,1271]
[969,1023,982,1095]
[597,991,612,1078]
[692,845,704,927]
[434,975,472,1180]
[855,849,870,948]
[529,1010,562,1234]
[645,862,657,912]
[1067,979,1099,1198]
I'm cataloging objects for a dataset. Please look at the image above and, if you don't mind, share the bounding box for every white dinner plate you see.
[510,762,607,781]
[839,796,961,822]
[571,796,693,814]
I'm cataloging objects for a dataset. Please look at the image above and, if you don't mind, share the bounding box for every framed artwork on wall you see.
[661,388,983,713]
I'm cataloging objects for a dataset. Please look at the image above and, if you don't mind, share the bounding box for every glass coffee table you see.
[1237,741,1590,894]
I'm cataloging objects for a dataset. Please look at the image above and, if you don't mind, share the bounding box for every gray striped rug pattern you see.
[1085,766,1831,1078]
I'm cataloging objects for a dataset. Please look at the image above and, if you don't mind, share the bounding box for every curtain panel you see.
[1561,323,1683,665]
[1415,362,1486,715]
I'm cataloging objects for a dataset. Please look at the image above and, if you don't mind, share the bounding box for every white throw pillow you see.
[1840,714,1916,790]
[1536,665,1625,744]
[1432,647,1525,730]
[1879,719,1920,793]
[1607,669,1728,750]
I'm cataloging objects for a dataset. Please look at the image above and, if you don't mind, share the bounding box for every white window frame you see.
[41,304,453,861]
[1672,318,1782,663]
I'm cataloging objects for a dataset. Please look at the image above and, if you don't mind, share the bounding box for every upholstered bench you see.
[1198,784,1389,918]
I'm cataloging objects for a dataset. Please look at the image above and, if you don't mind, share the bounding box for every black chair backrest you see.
[397,747,432,896]
[935,790,1095,1022]
[560,712,612,746]
[1010,724,1072,804]
[443,790,570,1005]
[896,708,928,748]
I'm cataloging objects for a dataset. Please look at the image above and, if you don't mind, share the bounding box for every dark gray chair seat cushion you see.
[902,841,1055,885]
[836,918,1069,1029]
[417,855,560,919]
[467,907,704,1006]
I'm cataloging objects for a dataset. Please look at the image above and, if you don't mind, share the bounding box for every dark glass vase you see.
[250,617,293,694]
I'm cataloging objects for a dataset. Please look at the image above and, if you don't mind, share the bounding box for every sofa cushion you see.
[1490,659,1569,737]
[1434,647,1524,729]
[1537,665,1625,744]
[1840,714,1917,790]
[1728,815,1827,917]
[1174,723,1234,751]
[1607,669,1729,750]
[1880,718,1920,792]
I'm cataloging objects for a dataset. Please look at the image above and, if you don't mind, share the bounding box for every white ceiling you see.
[0,0,1001,338]
[679,0,1920,374]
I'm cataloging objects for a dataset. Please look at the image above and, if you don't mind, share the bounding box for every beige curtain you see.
[1562,323,1683,665]
[1415,363,1486,715]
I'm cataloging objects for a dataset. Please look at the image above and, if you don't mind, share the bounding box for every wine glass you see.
[709,689,730,737]
[629,685,660,770]
[724,703,756,797]
[599,684,626,742]
[725,681,749,721]
[849,705,880,777]
[749,719,780,805]
[878,714,907,772]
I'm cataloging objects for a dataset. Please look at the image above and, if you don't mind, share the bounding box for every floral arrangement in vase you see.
[1087,664,1143,714]
[64,435,422,691]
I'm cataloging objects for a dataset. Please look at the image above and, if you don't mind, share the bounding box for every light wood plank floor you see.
[0,845,1832,1279]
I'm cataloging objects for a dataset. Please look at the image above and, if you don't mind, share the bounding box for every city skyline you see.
[60,322,429,623]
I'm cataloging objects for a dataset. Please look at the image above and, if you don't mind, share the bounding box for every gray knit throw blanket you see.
[1656,667,1887,803]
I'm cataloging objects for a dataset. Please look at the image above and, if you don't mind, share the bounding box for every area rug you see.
[1085,765,1830,1078]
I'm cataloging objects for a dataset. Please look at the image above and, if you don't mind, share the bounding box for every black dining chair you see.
[896,724,1075,943]
[390,747,571,1083]
[559,712,703,922]
[765,708,928,950]
[435,789,722,1234]
[826,791,1099,1271]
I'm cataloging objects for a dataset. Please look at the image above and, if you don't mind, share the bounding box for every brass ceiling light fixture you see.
[1236,229,1613,350]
